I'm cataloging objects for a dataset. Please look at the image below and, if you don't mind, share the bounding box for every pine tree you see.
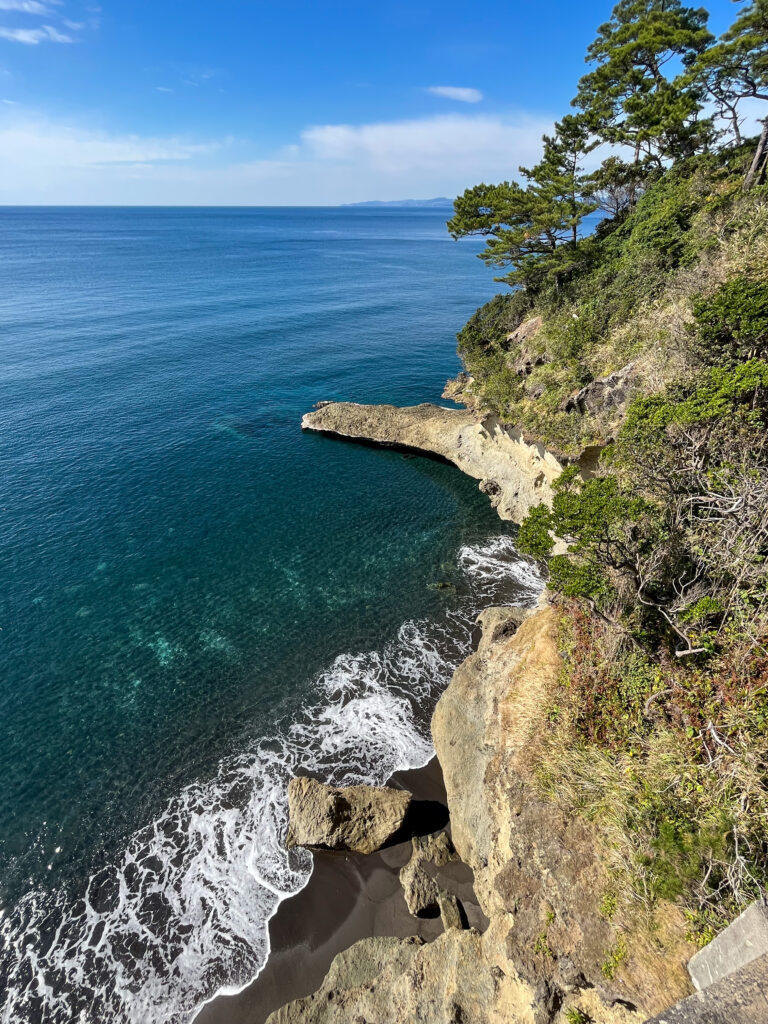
[585,155,652,217]
[574,0,714,164]
[448,117,597,290]
[690,0,768,185]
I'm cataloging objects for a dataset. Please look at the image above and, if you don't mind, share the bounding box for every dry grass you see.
[533,607,768,943]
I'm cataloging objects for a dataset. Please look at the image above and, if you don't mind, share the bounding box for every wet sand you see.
[195,757,486,1024]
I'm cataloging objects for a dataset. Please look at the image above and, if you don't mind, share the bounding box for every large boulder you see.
[285,777,411,855]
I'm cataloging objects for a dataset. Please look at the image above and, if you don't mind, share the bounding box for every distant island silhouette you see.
[342,198,454,208]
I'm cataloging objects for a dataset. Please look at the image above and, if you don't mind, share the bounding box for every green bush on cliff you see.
[454,151,764,450]
[690,278,768,366]
[456,291,531,364]
[518,363,768,926]
[519,362,768,650]
[453,0,768,939]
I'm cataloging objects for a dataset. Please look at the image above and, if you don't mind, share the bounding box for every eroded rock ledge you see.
[302,401,564,523]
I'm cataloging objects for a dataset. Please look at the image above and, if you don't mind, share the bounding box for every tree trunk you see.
[745,119,768,190]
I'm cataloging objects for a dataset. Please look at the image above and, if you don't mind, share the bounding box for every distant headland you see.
[341,198,454,209]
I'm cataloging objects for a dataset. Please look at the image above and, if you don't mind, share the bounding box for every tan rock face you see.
[432,604,692,1018]
[399,832,460,919]
[285,777,410,855]
[302,401,564,524]
[442,372,481,411]
[266,929,536,1024]
[266,927,644,1024]
[505,316,547,377]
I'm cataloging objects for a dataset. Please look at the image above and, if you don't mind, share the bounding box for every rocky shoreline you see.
[259,601,693,1024]
[202,398,694,1024]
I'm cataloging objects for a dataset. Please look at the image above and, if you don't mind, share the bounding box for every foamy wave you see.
[458,534,544,601]
[0,534,541,1024]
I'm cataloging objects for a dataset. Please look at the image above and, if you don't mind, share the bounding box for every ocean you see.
[0,207,541,1023]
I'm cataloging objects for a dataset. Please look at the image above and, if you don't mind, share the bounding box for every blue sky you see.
[0,0,748,204]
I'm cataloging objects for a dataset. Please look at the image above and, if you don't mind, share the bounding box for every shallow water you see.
[0,207,540,1023]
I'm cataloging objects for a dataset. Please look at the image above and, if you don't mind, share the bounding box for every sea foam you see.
[0,535,542,1024]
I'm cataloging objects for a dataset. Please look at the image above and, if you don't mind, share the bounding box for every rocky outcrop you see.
[286,778,410,855]
[442,371,480,410]
[562,362,637,420]
[399,832,460,919]
[399,849,440,917]
[270,607,693,1024]
[302,402,564,523]
[432,603,694,1019]
[265,927,648,1024]
[506,316,547,377]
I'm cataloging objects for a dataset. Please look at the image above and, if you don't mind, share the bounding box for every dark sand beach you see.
[196,758,487,1024]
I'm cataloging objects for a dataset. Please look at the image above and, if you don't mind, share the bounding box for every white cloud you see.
[427,86,483,104]
[302,113,547,175]
[0,110,553,204]
[0,118,216,171]
[0,1,54,12]
[0,23,72,43]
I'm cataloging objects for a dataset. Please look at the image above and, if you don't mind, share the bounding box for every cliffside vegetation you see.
[451,0,768,948]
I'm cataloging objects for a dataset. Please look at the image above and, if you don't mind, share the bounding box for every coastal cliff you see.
[272,44,768,1019]
[302,402,564,523]
[268,603,693,1023]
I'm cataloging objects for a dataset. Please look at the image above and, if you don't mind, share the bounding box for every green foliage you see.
[533,931,554,958]
[565,1010,592,1024]
[601,934,627,980]
[456,291,531,363]
[618,359,768,441]
[573,0,714,163]
[610,162,701,267]
[689,0,768,148]
[691,279,768,366]
[448,116,597,289]
[516,505,556,561]
[638,813,732,902]
[585,155,650,217]
[519,468,664,605]
[600,891,618,920]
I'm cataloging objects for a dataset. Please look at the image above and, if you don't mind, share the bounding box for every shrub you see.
[456,291,531,364]
[690,279,768,367]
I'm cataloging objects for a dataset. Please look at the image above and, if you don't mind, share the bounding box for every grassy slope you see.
[455,146,768,953]
[457,145,768,455]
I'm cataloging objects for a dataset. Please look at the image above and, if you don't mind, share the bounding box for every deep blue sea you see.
[0,207,541,1024]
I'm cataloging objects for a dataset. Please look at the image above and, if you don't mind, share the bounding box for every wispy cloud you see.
[0,23,71,43]
[302,113,546,175]
[0,110,554,204]
[427,86,483,104]
[155,86,174,93]
[0,0,86,44]
[0,1,57,13]
[0,117,217,170]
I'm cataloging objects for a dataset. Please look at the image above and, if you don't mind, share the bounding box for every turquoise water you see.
[0,208,541,1023]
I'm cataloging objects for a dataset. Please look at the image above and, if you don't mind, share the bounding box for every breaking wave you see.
[0,535,542,1024]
